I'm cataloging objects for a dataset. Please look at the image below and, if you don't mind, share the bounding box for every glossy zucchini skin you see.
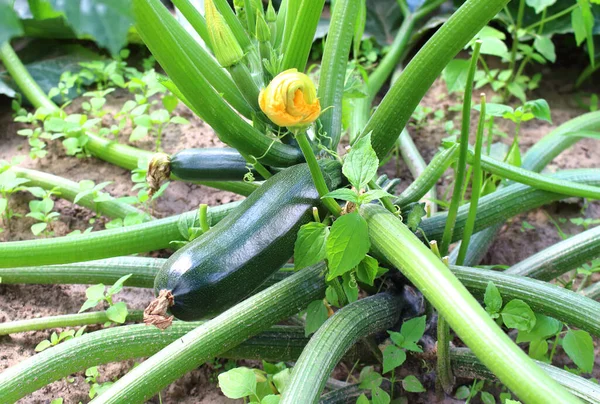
[155,160,342,320]
[171,148,268,181]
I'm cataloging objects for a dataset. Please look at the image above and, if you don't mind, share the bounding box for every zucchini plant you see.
[0,0,599,403]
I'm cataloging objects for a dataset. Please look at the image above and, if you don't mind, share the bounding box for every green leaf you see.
[359,366,382,389]
[356,394,370,404]
[322,188,359,203]
[107,274,132,296]
[30,222,48,236]
[454,385,471,399]
[484,281,502,315]
[343,133,379,190]
[78,298,99,313]
[129,125,148,142]
[294,222,329,271]
[402,375,425,393]
[501,299,536,332]
[325,285,340,307]
[218,367,258,399]
[507,83,526,103]
[360,189,395,204]
[342,272,359,303]
[272,368,291,394]
[0,0,24,44]
[372,386,390,404]
[261,395,280,404]
[517,314,562,343]
[35,339,52,352]
[106,302,128,323]
[304,300,329,337]
[479,37,509,58]
[481,391,497,404]
[572,8,587,46]
[525,99,552,123]
[170,116,190,125]
[326,213,370,280]
[162,94,179,113]
[388,330,405,347]
[400,315,426,343]
[405,203,426,231]
[562,329,594,373]
[85,283,106,301]
[533,36,556,63]
[356,255,379,286]
[526,0,556,13]
[442,59,470,93]
[528,338,549,361]
[48,0,133,55]
[382,345,406,373]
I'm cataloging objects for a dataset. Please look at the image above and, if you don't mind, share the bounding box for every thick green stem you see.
[456,94,486,264]
[281,294,402,403]
[281,0,326,71]
[441,41,481,255]
[90,263,327,403]
[296,132,342,216]
[505,225,600,281]
[171,0,211,48]
[0,202,240,267]
[317,0,360,149]
[451,111,600,266]
[451,265,600,337]
[362,204,579,403]
[0,257,162,287]
[0,311,144,336]
[395,144,458,211]
[450,348,600,403]
[0,42,58,111]
[11,167,148,220]
[363,0,509,159]
[229,62,262,112]
[398,129,439,214]
[421,169,600,244]
[436,316,454,395]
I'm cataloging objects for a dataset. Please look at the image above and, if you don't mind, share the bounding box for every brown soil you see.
[0,67,599,403]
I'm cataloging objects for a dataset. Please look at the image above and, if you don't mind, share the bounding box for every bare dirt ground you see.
[0,66,598,403]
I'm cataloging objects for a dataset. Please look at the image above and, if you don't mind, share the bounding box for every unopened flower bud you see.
[205,0,244,67]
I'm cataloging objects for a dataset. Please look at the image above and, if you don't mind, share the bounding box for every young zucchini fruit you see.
[155,161,342,320]
[170,148,269,181]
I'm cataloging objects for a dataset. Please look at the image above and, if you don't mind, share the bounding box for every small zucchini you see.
[171,147,269,181]
[155,160,342,320]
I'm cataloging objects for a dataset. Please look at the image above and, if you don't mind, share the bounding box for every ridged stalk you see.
[450,348,600,404]
[281,294,402,403]
[91,263,327,403]
[0,257,162,287]
[0,311,144,336]
[420,169,600,244]
[317,0,360,149]
[363,0,510,159]
[0,201,240,267]
[362,204,578,404]
[395,144,458,210]
[0,324,310,402]
[505,225,600,281]
[454,110,600,265]
[451,265,600,337]
[281,0,326,71]
[11,167,146,220]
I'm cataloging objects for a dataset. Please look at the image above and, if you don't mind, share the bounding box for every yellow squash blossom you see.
[259,69,321,130]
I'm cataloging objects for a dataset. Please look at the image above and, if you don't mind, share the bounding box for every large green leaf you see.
[0,0,24,44]
[364,0,402,45]
[48,0,134,55]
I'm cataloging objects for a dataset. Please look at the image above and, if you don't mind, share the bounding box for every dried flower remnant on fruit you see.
[259,69,321,129]
[144,289,174,330]
[147,152,171,197]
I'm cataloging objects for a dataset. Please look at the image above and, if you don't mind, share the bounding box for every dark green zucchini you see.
[171,147,269,181]
[155,161,342,321]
